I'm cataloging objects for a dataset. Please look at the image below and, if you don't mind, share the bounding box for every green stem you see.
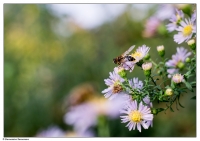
[98,116,110,137]
[150,76,157,86]
[150,59,158,67]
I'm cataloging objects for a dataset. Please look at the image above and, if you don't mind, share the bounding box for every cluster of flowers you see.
[102,8,196,132]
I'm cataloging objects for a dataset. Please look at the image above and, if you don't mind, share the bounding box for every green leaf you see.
[184,81,193,91]
[171,81,175,89]
[170,106,174,112]
[177,95,184,108]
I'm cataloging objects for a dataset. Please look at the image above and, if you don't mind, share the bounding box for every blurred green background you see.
[4,4,196,137]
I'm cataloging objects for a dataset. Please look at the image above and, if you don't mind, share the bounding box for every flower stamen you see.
[129,110,142,123]
[112,84,123,94]
[182,25,193,36]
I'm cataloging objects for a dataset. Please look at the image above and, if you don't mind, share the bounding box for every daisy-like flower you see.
[36,126,66,137]
[64,96,124,133]
[172,73,184,83]
[166,9,184,32]
[120,100,153,132]
[102,71,126,100]
[174,18,196,44]
[121,45,150,72]
[128,78,152,106]
[165,47,191,78]
[129,78,153,127]
[131,45,150,64]
[129,77,143,90]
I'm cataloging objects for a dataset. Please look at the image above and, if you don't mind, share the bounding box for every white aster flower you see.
[166,47,191,78]
[174,18,196,44]
[120,100,153,132]
[157,45,165,52]
[142,62,152,71]
[102,71,127,100]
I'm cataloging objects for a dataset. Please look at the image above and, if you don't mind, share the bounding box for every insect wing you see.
[122,45,135,56]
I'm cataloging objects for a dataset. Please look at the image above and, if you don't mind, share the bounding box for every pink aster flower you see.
[120,100,153,132]
[172,73,184,83]
[142,17,160,38]
[165,47,191,78]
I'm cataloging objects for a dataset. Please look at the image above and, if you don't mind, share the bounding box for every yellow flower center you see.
[129,110,142,123]
[182,25,193,36]
[131,52,142,59]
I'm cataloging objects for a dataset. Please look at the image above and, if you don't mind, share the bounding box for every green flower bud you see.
[144,53,150,60]
[177,61,185,70]
[142,62,152,77]
[185,57,191,63]
[151,108,158,115]
[157,70,162,75]
[157,45,165,57]
[165,88,173,96]
[187,39,196,50]
[115,67,126,78]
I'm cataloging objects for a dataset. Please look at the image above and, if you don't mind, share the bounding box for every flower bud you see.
[157,70,162,75]
[144,53,150,60]
[114,67,126,78]
[157,45,165,57]
[187,39,196,50]
[142,62,152,77]
[151,108,158,115]
[185,57,191,63]
[177,61,185,70]
[172,74,184,84]
[165,88,173,96]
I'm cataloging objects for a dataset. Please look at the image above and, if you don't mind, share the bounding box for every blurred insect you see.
[113,45,135,67]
